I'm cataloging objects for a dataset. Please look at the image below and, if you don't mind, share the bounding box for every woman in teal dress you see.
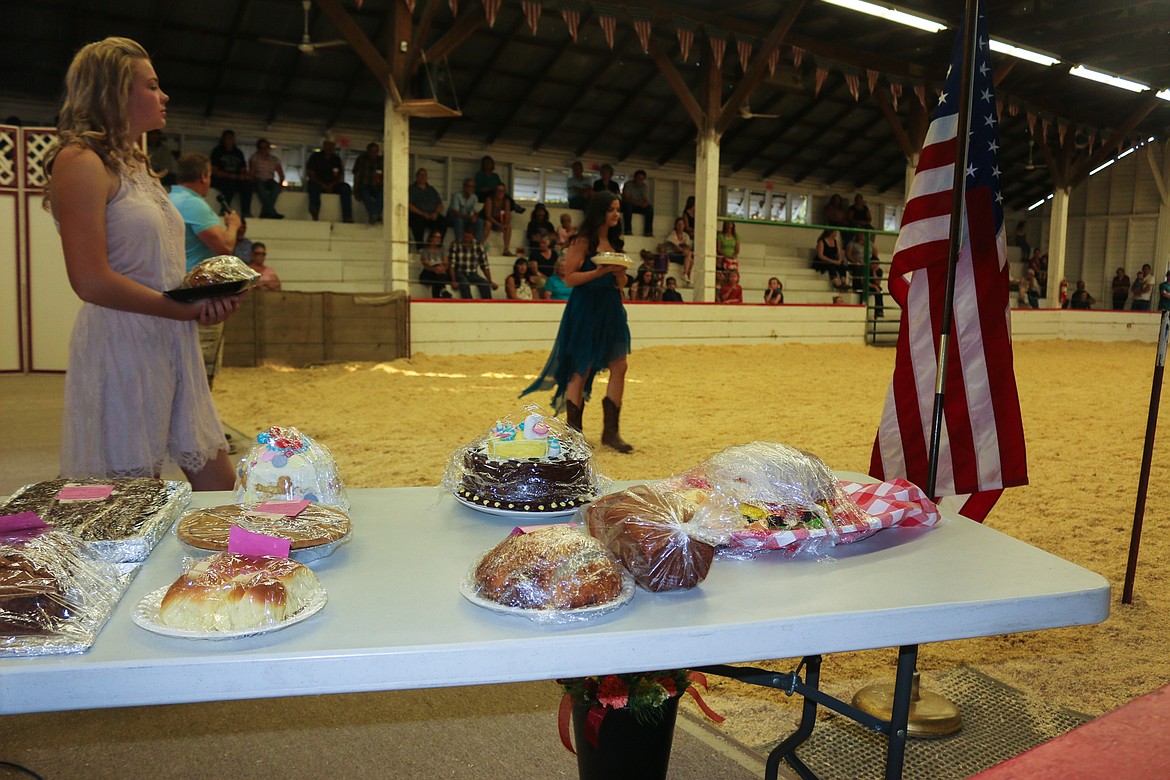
[521,192,633,452]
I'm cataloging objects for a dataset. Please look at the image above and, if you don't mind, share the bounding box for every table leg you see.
[885,644,918,780]
[766,655,821,780]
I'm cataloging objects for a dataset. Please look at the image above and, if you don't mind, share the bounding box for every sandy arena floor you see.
[212,340,1170,746]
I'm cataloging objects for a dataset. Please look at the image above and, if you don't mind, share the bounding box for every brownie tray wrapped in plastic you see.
[0,528,136,656]
[0,478,192,563]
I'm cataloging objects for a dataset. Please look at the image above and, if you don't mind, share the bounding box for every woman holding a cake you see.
[43,37,241,489]
[522,192,634,453]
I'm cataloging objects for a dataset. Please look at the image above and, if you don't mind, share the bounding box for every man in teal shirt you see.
[170,153,240,271]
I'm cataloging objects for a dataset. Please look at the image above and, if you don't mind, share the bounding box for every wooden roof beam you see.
[1070,94,1162,185]
[313,0,397,99]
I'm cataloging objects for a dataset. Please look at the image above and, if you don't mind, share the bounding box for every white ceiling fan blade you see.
[259,37,300,48]
[312,40,349,49]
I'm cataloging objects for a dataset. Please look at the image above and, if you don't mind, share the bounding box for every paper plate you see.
[459,569,635,623]
[131,584,327,640]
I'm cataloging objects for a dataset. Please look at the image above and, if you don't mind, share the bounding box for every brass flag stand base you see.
[852,672,962,738]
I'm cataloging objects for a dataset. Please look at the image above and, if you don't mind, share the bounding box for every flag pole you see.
[926,0,981,497]
[1122,310,1170,604]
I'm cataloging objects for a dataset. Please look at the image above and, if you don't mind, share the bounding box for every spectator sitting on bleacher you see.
[247,243,281,291]
[847,194,874,231]
[716,221,740,284]
[210,129,251,217]
[352,142,384,224]
[719,270,743,304]
[483,184,516,256]
[813,229,849,293]
[525,203,556,254]
[448,178,483,243]
[593,164,620,196]
[1068,281,1095,310]
[662,277,684,303]
[764,277,784,305]
[505,258,540,300]
[621,170,654,237]
[475,155,524,213]
[232,218,253,264]
[665,217,693,286]
[408,167,447,249]
[528,231,558,278]
[823,194,848,227]
[543,258,573,301]
[556,213,577,251]
[844,234,866,291]
[567,160,592,210]
[449,227,497,299]
[305,140,353,223]
[869,257,885,318]
[419,229,454,298]
[681,196,696,239]
[249,138,285,219]
[630,266,661,302]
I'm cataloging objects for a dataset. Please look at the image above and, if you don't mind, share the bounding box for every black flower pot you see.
[571,695,680,780]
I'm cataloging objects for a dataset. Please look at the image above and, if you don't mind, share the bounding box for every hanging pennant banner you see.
[521,0,541,34]
[913,83,927,110]
[561,1,582,42]
[707,27,728,69]
[791,45,805,69]
[449,0,458,15]
[814,66,828,97]
[867,69,879,94]
[844,72,860,101]
[1007,100,1018,117]
[402,0,413,13]
[483,0,500,28]
[674,16,697,63]
[767,47,780,77]
[736,38,753,74]
[595,3,620,49]
[1041,116,1050,141]
[1058,121,1068,145]
[889,79,902,111]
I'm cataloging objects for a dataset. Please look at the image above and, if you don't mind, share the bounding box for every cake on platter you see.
[176,502,351,553]
[444,408,607,514]
[234,426,348,511]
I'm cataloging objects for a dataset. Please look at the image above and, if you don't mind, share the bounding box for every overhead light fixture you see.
[1157,89,1170,102]
[1069,65,1148,93]
[820,0,946,33]
[1027,198,1047,211]
[989,40,1058,67]
[1089,159,1116,176]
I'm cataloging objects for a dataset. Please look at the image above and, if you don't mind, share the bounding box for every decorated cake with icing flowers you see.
[234,426,348,511]
[454,412,598,513]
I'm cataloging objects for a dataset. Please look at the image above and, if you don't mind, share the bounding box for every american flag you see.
[869,2,1028,522]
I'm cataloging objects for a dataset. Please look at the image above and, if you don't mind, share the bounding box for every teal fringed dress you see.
[520,251,631,412]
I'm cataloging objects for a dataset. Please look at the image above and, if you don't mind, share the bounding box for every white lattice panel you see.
[0,127,15,189]
[24,131,55,190]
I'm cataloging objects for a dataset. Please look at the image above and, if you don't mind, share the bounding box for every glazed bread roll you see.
[158,552,319,631]
[473,525,623,610]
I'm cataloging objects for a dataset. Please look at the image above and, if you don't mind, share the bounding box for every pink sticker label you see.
[509,523,572,536]
[256,500,311,517]
[57,485,114,501]
[227,525,291,558]
[0,512,49,532]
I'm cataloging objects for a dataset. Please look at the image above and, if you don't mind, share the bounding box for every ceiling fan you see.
[739,102,780,120]
[1022,134,1043,171]
[260,0,347,55]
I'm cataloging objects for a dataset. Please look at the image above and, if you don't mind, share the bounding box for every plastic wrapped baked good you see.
[0,478,191,563]
[584,484,715,591]
[0,527,134,656]
[592,252,632,267]
[181,255,260,288]
[462,525,633,623]
[657,441,876,555]
[234,426,349,511]
[443,406,609,514]
[176,502,351,562]
[155,552,323,633]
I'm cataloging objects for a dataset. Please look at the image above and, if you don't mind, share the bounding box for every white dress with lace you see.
[60,165,227,479]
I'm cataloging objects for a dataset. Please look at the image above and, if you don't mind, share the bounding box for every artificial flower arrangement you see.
[558,669,724,752]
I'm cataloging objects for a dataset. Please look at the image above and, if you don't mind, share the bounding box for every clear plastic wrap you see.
[443,406,610,515]
[0,528,136,656]
[653,441,877,556]
[0,478,192,563]
[584,484,715,591]
[174,502,352,563]
[234,426,349,511]
[181,255,260,288]
[460,525,634,624]
[133,551,326,638]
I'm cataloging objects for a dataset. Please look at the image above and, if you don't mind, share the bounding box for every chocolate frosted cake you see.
[456,413,594,512]
[0,546,72,636]
[1,478,179,542]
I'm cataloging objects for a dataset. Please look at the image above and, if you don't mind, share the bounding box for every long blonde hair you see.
[43,37,154,201]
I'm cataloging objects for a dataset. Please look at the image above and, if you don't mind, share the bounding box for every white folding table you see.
[0,478,1110,778]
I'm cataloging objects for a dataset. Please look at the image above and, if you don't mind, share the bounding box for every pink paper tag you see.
[0,512,49,532]
[57,485,114,501]
[227,525,291,558]
[256,500,311,517]
[510,523,572,536]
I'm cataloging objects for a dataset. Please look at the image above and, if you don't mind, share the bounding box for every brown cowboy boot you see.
[565,399,584,432]
[601,397,633,453]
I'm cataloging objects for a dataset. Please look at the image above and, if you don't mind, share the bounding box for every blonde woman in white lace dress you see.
[44,37,242,489]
